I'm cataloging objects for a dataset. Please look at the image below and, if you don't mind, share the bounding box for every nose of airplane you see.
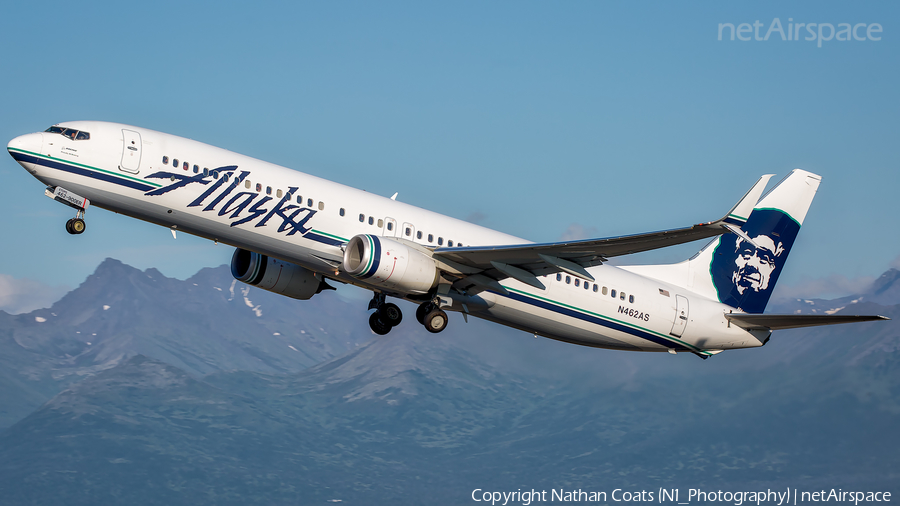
[7,132,43,157]
[8,132,44,175]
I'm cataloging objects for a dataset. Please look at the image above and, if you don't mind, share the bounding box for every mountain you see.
[0,261,898,504]
[0,258,373,429]
[768,268,900,314]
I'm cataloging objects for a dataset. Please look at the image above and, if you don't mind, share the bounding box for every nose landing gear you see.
[65,212,87,235]
[45,186,89,235]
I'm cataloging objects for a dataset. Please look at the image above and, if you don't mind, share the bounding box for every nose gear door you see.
[120,129,142,174]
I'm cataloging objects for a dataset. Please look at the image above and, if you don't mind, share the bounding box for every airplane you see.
[7,121,888,358]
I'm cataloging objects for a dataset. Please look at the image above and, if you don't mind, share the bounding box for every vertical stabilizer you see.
[697,169,821,312]
[626,169,821,313]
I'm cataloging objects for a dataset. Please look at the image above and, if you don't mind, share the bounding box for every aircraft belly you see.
[480,297,648,351]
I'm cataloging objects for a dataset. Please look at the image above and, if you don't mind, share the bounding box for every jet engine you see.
[342,234,439,294]
[231,248,328,300]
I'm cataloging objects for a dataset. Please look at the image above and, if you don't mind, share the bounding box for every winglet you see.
[720,174,773,227]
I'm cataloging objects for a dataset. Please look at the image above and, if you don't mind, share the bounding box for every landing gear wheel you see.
[369,312,392,335]
[70,218,86,235]
[415,303,432,325]
[379,303,403,327]
[65,219,75,235]
[423,309,448,334]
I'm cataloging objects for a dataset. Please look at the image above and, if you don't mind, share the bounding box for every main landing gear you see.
[368,293,403,335]
[367,293,449,335]
[415,302,448,334]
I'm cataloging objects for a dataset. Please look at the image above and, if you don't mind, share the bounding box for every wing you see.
[725,313,890,330]
[433,175,773,294]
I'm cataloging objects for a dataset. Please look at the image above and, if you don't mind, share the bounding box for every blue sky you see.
[1,1,898,312]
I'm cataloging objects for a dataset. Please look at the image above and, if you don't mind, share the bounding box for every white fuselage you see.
[8,121,767,357]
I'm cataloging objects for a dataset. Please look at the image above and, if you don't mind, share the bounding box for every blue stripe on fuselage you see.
[304,232,343,247]
[498,289,696,352]
[10,151,155,192]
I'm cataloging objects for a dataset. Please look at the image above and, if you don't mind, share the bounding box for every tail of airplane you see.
[627,169,822,313]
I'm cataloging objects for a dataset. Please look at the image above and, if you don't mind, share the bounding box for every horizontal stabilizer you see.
[725,313,889,330]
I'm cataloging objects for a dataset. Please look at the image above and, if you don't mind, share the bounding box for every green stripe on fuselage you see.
[8,148,163,188]
[502,285,711,355]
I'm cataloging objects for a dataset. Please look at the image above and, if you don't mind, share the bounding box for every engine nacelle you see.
[342,235,439,294]
[231,248,324,300]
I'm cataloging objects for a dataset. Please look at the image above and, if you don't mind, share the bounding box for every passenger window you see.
[428,234,433,243]
[359,214,365,222]
[203,168,209,176]
[611,289,616,298]
[307,198,313,207]
[593,284,598,292]
[629,295,635,303]
[417,231,422,240]
[173,158,179,167]
[602,287,608,295]
[340,208,345,217]
[405,227,411,237]
[368,217,374,225]
[266,186,272,195]
[437,237,443,245]
[245,180,251,189]
[256,183,262,192]
[276,189,283,198]
[212,171,219,179]
[194,164,200,173]
[318,202,324,210]
[297,195,303,204]
[377,219,384,228]
[387,222,393,231]
[574,279,580,287]
[184,162,190,171]
[448,240,453,247]
[556,273,562,281]
[584,282,589,290]
[223,173,230,182]
[620,292,626,301]
[162,156,169,164]
[566,276,571,284]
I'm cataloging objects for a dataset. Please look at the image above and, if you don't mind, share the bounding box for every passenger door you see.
[120,129,142,174]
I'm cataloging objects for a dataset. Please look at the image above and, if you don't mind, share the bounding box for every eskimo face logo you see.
[732,235,785,295]
[710,209,799,314]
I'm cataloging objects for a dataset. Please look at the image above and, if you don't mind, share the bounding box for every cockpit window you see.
[44,126,90,141]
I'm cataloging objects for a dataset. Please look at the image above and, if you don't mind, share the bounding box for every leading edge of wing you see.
[725,313,890,331]
[435,174,773,269]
